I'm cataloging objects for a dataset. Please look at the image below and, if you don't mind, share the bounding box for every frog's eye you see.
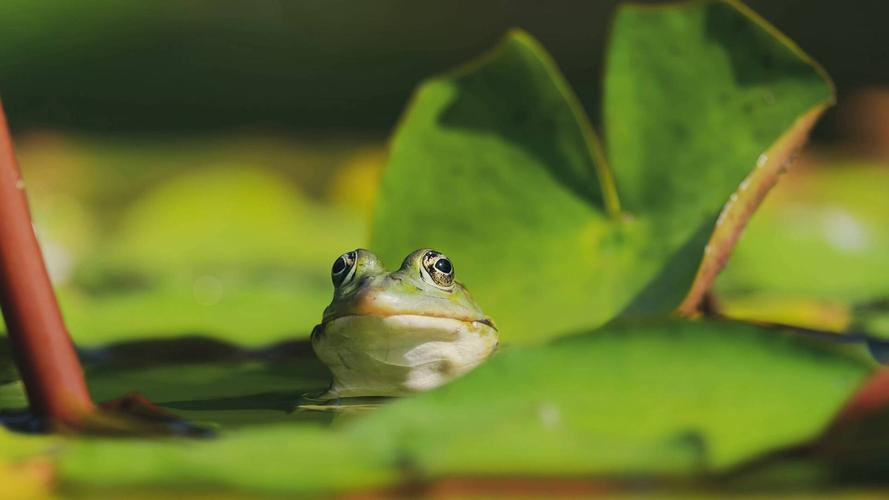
[332,250,358,287]
[421,250,455,289]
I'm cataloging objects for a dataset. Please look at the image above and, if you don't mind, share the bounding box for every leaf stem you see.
[0,99,95,424]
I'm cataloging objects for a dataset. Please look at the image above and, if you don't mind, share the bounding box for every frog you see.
[311,248,499,399]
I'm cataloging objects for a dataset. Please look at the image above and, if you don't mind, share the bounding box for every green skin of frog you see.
[311,248,499,399]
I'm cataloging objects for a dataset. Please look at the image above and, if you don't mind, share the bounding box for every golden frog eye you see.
[331,250,358,287]
[421,250,454,289]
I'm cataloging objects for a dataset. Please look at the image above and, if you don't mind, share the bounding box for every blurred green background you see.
[2,0,888,348]
[3,0,889,137]
[0,1,887,497]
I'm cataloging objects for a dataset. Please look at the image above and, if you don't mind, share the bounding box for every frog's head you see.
[313,248,498,398]
[322,248,494,329]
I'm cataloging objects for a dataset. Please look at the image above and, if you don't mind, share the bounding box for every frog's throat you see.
[311,314,500,398]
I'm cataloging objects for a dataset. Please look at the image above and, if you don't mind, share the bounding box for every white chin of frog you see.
[312,314,499,399]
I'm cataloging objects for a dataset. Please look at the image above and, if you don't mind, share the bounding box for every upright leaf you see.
[372,2,833,344]
[372,31,625,343]
[605,0,834,313]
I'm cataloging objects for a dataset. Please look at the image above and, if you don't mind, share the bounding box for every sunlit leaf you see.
[48,320,873,494]
[371,1,833,344]
[718,162,889,314]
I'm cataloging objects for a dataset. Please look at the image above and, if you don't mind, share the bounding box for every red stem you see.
[0,99,95,423]
[833,367,889,424]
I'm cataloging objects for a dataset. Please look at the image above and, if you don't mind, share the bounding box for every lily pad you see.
[6,134,373,347]
[354,320,874,476]
[717,161,889,331]
[371,1,833,344]
[55,167,363,346]
[44,320,873,495]
[0,337,333,430]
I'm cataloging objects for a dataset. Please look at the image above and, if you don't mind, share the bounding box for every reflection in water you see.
[297,396,393,413]
[1,335,382,432]
[295,395,394,427]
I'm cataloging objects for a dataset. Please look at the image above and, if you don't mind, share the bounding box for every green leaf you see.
[8,134,374,347]
[0,337,334,428]
[57,425,395,496]
[353,320,872,475]
[605,0,832,216]
[717,161,889,304]
[605,0,833,315]
[371,30,624,345]
[714,161,889,334]
[371,1,833,344]
[58,167,363,347]
[47,320,872,495]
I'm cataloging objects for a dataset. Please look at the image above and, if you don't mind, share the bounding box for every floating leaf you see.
[717,162,889,329]
[354,319,872,475]
[47,320,873,495]
[55,167,363,346]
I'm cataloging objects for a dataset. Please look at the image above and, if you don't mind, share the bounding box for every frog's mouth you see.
[473,317,497,329]
[322,313,496,332]
[322,287,497,332]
